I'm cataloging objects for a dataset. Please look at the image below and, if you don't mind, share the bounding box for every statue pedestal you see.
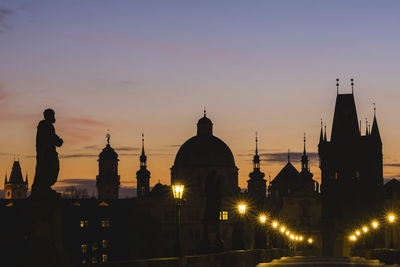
[26,194,69,267]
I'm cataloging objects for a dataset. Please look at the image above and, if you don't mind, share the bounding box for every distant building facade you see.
[4,160,28,199]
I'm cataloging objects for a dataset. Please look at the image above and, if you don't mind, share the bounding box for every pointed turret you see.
[319,119,324,144]
[331,92,360,142]
[4,160,28,199]
[4,173,7,184]
[371,103,382,144]
[324,124,327,142]
[137,133,151,198]
[25,172,28,184]
[301,133,309,172]
[248,133,266,204]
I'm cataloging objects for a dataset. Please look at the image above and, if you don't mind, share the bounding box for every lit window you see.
[101,219,110,228]
[81,244,87,254]
[102,240,108,248]
[102,254,108,263]
[219,211,228,221]
[92,243,98,251]
[82,259,86,264]
[80,220,89,228]
[92,257,97,264]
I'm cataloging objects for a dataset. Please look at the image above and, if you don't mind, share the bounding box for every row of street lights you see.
[171,185,314,256]
[348,213,397,249]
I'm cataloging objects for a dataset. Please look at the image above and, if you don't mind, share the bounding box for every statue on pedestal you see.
[31,108,63,198]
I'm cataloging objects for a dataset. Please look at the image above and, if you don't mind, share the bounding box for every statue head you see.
[43,108,56,123]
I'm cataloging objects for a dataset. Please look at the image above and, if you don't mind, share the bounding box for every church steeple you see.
[137,133,151,198]
[4,160,28,199]
[140,133,147,167]
[371,103,382,144]
[253,132,260,170]
[301,133,309,172]
[247,133,266,205]
[319,119,324,144]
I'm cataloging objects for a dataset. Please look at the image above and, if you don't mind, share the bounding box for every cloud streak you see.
[0,8,13,31]
[259,151,319,163]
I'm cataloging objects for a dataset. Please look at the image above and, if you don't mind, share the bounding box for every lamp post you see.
[387,213,396,249]
[172,184,184,257]
[237,203,247,249]
[259,214,268,249]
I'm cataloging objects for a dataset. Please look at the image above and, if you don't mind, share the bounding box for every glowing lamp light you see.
[307,238,313,244]
[388,214,396,223]
[238,204,247,215]
[286,231,290,236]
[299,236,303,241]
[272,221,278,229]
[349,235,357,242]
[259,215,267,224]
[355,230,361,236]
[371,220,379,229]
[295,236,299,241]
[280,226,286,233]
[172,184,184,199]
[362,226,369,233]
[290,234,295,240]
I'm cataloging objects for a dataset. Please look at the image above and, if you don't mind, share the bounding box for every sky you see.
[1,0,400,197]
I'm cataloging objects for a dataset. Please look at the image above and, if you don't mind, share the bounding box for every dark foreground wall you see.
[103,249,289,267]
[354,249,400,265]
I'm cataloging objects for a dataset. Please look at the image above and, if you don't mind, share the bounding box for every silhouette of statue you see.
[31,109,63,197]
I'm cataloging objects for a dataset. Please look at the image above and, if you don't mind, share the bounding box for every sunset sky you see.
[1,1,400,197]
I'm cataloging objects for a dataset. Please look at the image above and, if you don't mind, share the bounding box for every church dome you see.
[99,144,118,161]
[173,115,235,167]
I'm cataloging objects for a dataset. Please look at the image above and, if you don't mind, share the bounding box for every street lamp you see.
[371,220,379,229]
[237,203,247,249]
[172,184,184,256]
[387,213,396,249]
[259,214,269,249]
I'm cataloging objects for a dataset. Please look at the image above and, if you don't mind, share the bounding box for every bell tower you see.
[247,133,266,205]
[136,133,150,198]
[96,133,120,199]
[4,160,28,199]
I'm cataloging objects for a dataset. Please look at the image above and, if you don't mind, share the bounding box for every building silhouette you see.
[4,160,28,199]
[136,134,150,198]
[247,133,266,206]
[96,133,120,200]
[319,80,383,256]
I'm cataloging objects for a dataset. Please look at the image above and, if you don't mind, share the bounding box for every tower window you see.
[92,243,98,251]
[101,219,110,228]
[102,240,108,248]
[80,220,89,228]
[81,244,87,254]
[92,257,97,264]
[219,211,228,221]
[102,254,108,263]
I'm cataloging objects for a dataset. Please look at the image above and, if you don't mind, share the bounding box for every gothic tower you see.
[318,79,383,255]
[96,133,120,199]
[4,160,28,199]
[136,134,150,198]
[247,133,266,205]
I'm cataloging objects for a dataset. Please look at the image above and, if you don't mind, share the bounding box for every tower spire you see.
[288,149,291,163]
[336,78,339,95]
[319,119,324,144]
[203,107,206,117]
[303,132,306,155]
[351,78,354,94]
[252,132,260,170]
[301,133,309,172]
[324,124,327,142]
[365,118,369,135]
[4,173,7,184]
[140,133,147,167]
[255,132,258,155]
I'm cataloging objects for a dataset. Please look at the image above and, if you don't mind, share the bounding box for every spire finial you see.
[203,107,206,117]
[303,132,306,155]
[336,78,339,95]
[255,132,258,155]
[288,149,290,163]
[106,129,110,145]
[141,132,145,153]
[365,118,369,135]
[373,102,376,117]
[351,78,354,94]
[324,124,327,142]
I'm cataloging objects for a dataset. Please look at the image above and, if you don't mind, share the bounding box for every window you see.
[101,219,110,228]
[102,254,108,263]
[80,220,89,228]
[219,211,228,221]
[92,243,98,251]
[82,259,86,264]
[6,192,10,197]
[92,257,97,264]
[102,240,108,248]
[81,244,87,254]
